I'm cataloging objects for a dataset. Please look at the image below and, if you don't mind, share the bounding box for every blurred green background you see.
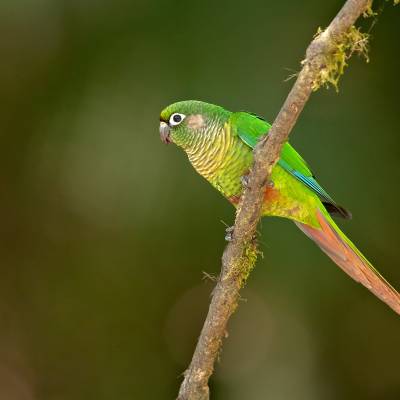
[0,0,399,399]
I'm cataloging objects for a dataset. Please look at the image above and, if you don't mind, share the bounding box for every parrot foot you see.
[225,226,234,241]
[240,175,250,188]
[241,175,274,189]
[260,179,274,189]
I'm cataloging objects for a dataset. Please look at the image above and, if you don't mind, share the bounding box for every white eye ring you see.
[169,113,186,126]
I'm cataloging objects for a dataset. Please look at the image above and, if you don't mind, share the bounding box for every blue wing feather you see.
[277,158,335,204]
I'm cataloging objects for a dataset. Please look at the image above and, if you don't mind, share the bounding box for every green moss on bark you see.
[311,26,370,91]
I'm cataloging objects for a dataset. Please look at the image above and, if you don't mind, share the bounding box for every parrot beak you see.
[159,121,171,144]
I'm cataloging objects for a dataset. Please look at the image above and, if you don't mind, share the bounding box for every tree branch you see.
[177,1,372,399]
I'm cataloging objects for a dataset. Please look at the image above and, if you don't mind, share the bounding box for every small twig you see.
[177,1,372,399]
[202,271,217,283]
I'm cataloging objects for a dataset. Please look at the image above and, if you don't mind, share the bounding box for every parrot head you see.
[159,100,230,150]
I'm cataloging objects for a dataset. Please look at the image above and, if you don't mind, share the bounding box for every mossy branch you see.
[310,25,369,91]
[177,1,374,399]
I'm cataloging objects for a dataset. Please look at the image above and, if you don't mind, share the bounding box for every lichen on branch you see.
[308,25,370,91]
[364,0,376,16]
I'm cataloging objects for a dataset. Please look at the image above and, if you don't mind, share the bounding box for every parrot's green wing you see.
[230,112,351,219]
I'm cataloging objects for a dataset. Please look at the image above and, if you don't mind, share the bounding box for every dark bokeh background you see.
[0,1,399,399]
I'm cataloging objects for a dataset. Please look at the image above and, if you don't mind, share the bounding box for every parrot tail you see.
[295,209,400,315]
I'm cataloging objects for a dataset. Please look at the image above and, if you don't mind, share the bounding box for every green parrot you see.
[159,100,400,315]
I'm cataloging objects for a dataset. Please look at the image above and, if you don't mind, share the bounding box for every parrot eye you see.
[169,113,186,126]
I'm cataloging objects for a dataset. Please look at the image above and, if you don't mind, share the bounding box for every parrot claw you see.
[240,175,250,188]
[261,179,274,189]
[241,174,273,189]
[225,226,234,241]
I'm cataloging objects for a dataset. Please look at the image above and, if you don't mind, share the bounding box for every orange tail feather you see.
[295,210,400,315]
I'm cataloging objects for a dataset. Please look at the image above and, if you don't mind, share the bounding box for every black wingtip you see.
[323,202,352,220]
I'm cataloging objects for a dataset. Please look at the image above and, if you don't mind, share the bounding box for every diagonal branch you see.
[177,1,372,399]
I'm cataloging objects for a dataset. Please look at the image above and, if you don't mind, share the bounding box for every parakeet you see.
[159,100,400,315]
